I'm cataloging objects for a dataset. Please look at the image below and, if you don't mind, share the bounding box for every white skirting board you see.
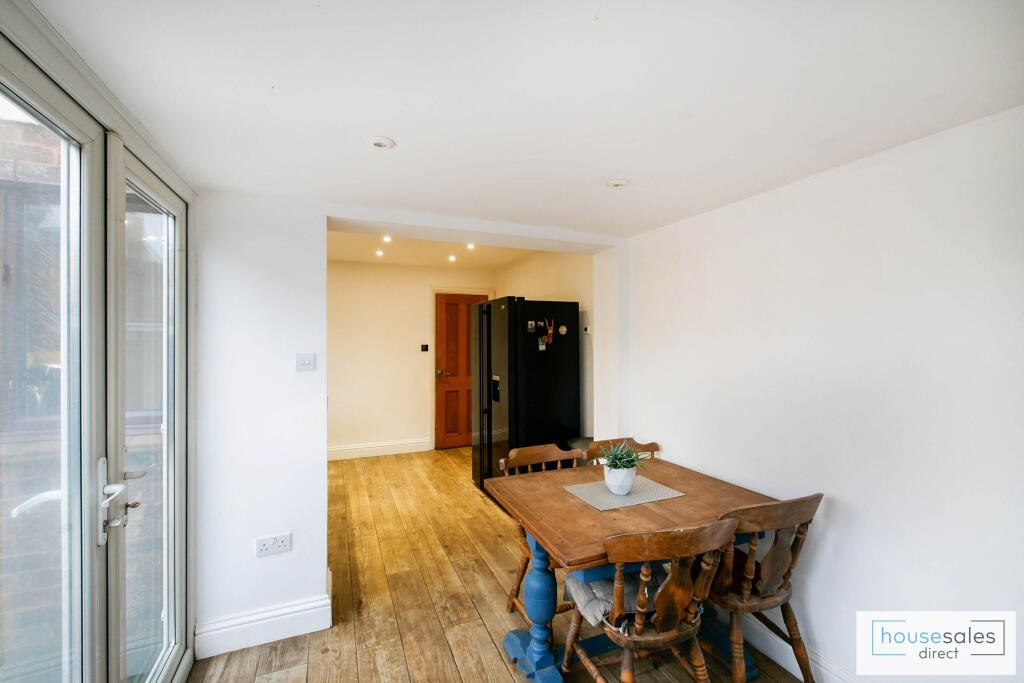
[194,594,331,659]
[327,437,433,459]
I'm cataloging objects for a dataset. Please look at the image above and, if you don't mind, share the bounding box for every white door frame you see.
[105,139,189,683]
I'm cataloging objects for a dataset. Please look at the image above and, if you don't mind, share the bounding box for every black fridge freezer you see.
[470,296,581,490]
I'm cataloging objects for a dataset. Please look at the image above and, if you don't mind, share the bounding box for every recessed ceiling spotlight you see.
[367,136,396,150]
[606,178,630,189]
[375,249,383,256]
[467,243,475,250]
[382,235,392,242]
[448,255,456,262]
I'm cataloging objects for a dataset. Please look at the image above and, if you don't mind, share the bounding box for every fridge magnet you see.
[527,320,535,333]
[537,338,546,351]
[544,319,555,344]
[558,325,568,335]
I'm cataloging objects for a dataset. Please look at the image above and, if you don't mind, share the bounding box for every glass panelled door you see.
[107,146,186,683]
[1,30,189,683]
[123,184,170,680]
[0,86,81,681]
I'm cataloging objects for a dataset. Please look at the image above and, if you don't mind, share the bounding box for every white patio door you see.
[0,28,103,683]
[0,27,189,683]
[105,139,187,683]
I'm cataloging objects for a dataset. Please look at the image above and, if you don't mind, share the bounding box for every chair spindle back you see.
[500,444,586,476]
[602,518,738,634]
[717,493,823,600]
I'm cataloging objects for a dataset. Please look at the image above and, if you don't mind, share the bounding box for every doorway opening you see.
[323,226,595,461]
[322,221,596,629]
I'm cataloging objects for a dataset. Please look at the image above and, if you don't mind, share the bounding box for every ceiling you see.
[327,230,536,269]
[30,1,1024,236]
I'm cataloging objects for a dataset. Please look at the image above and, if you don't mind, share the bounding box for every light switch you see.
[296,353,315,371]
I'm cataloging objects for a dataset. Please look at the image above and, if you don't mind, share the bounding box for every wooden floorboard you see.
[191,448,800,683]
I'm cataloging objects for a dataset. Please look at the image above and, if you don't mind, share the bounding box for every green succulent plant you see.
[600,440,649,470]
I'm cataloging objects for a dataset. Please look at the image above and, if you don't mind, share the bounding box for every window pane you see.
[123,183,172,682]
[0,90,79,681]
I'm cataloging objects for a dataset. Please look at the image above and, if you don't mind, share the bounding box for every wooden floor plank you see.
[358,457,407,540]
[357,640,411,683]
[344,459,378,538]
[387,569,463,683]
[457,515,523,593]
[377,454,422,529]
[307,623,358,683]
[328,460,346,510]
[255,634,309,676]
[406,523,479,627]
[202,646,260,683]
[411,451,477,519]
[254,664,307,683]
[427,513,482,564]
[379,534,418,575]
[444,619,514,682]
[351,532,402,648]
[450,555,525,640]
[327,507,353,626]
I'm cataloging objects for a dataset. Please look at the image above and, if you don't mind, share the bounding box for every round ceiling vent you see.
[367,136,396,150]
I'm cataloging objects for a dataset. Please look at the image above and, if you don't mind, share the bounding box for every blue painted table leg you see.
[502,533,563,682]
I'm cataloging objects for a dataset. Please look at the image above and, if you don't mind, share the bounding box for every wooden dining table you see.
[485,458,775,682]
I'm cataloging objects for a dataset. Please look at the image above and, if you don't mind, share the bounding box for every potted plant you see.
[601,441,648,495]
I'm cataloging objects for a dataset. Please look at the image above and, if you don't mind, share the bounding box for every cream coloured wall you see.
[327,261,494,457]
[493,251,595,437]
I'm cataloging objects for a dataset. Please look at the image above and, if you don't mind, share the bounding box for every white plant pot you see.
[604,465,637,496]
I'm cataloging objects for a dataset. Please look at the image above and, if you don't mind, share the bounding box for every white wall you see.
[326,261,494,457]
[193,191,330,657]
[494,252,595,436]
[623,107,1024,681]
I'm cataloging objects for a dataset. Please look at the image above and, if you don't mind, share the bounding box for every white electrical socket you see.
[255,532,292,558]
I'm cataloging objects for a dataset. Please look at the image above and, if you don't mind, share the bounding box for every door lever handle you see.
[101,483,126,509]
[123,463,156,480]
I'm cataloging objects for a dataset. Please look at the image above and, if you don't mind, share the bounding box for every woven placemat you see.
[564,476,685,511]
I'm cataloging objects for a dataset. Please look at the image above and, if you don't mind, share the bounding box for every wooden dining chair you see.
[586,438,661,464]
[561,518,739,683]
[711,493,824,683]
[499,444,587,627]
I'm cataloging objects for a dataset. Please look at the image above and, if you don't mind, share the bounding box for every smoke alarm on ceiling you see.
[367,136,396,150]
[606,178,630,188]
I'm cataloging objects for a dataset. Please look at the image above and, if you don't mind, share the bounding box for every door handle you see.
[10,489,62,518]
[98,456,128,545]
[123,463,156,480]
[101,483,126,509]
[436,369,451,376]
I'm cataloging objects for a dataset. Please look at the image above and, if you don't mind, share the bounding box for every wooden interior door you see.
[435,293,488,449]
